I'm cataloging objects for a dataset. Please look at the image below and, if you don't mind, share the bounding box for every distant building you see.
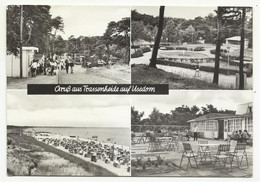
[187,102,253,139]
[225,36,249,49]
[6,47,39,78]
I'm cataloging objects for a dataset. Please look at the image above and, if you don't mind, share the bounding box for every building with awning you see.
[187,102,253,139]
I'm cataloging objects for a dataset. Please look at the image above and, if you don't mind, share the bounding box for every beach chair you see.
[197,141,212,164]
[213,144,231,170]
[230,143,248,171]
[180,143,199,170]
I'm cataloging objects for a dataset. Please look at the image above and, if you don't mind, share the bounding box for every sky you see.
[132,90,253,118]
[49,6,130,39]
[132,6,217,19]
[7,90,130,128]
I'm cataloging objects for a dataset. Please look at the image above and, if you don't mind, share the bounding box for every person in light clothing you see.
[193,125,199,141]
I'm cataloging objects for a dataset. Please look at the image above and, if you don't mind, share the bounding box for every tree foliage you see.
[131,104,235,126]
[6,5,64,56]
[131,8,252,45]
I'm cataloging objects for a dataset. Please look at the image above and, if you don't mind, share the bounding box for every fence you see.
[132,125,189,133]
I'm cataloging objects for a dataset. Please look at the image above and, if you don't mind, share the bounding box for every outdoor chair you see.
[165,137,177,151]
[147,136,161,152]
[230,143,248,171]
[180,143,199,170]
[213,144,231,170]
[229,140,238,153]
[197,141,212,164]
[137,134,146,144]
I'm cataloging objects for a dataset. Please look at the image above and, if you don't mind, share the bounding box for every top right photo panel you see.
[130,6,253,90]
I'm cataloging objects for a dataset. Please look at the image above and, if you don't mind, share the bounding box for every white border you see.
[1,0,260,182]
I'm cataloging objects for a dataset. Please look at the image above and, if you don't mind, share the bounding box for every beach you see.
[28,128,131,176]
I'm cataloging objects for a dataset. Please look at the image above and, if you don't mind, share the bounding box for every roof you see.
[236,102,253,115]
[187,113,252,123]
[34,54,43,60]
[226,36,248,41]
[22,46,39,51]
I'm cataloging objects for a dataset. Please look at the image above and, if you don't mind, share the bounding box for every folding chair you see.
[197,141,212,164]
[180,143,199,170]
[229,140,238,153]
[213,144,231,170]
[137,134,145,144]
[147,135,160,152]
[230,143,249,171]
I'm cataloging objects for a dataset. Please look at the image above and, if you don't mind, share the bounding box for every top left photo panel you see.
[6,5,131,89]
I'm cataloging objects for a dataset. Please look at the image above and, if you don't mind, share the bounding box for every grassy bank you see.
[7,128,116,176]
[131,64,223,89]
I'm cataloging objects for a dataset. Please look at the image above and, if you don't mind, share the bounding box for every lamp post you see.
[227,45,230,75]
[20,5,23,78]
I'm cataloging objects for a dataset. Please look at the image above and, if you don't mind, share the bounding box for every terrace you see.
[131,132,253,177]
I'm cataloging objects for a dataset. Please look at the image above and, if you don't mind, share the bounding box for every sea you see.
[32,127,130,147]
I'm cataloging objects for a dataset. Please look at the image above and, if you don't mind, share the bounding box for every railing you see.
[132,125,189,133]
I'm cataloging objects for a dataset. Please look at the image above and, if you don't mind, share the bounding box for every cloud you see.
[7,105,130,128]
[50,6,130,39]
[132,91,253,117]
[7,90,130,111]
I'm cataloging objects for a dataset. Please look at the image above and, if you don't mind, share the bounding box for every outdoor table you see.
[198,143,220,164]
[156,137,174,151]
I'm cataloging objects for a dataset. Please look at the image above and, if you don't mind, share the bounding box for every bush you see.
[7,138,12,145]
[194,47,205,51]
[131,49,143,58]
[210,49,216,54]
[175,47,188,50]
[210,49,228,55]
[141,46,151,53]
[131,45,140,49]
[165,46,174,50]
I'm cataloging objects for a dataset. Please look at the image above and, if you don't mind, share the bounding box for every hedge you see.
[131,49,143,58]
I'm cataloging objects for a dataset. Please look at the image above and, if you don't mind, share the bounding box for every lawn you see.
[131,64,223,90]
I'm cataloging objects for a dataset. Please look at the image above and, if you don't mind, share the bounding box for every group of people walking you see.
[63,55,75,74]
[29,54,75,77]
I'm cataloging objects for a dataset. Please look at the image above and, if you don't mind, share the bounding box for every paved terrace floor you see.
[131,138,253,177]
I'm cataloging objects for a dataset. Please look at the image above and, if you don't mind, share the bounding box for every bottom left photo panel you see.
[6,90,131,176]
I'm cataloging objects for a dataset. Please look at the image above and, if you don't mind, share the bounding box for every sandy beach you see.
[33,132,131,176]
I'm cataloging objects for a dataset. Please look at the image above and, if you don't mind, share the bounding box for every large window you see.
[248,118,253,133]
[197,121,205,132]
[206,121,217,131]
[234,118,243,131]
[228,119,234,132]
[191,122,205,132]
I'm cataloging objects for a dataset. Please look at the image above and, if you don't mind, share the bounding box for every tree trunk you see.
[20,5,23,78]
[149,6,165,68]
[239,7,246,90]
[213,7,223,85]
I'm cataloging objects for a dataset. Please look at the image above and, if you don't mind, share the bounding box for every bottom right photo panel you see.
[131,90,253,177]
